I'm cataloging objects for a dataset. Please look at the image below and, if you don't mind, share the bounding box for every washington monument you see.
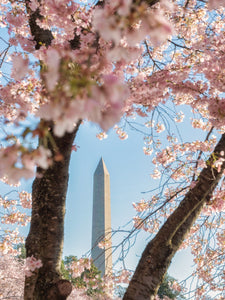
[91,158,112,276]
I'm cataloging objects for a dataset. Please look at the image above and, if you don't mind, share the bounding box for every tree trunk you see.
[124,133,225,300]
[25,122,81,300]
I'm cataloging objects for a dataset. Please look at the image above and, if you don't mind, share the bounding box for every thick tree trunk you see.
[24,3,79,298]
[25,122,81,300]
[124,134,225,300]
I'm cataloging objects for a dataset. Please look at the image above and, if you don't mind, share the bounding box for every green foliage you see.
[16,243,26,260]
[61,256,104,297]
[114,273,185,299]
[62,257,185,299]
[157,274,185,300]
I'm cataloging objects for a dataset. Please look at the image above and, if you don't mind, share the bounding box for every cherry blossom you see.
[25,256,43,277]
[11,53,29,81]
[98,237,111,249]
[208,0,225,10]
[0,0,225,298]
[70,258,91,278]
[96,132,108,140]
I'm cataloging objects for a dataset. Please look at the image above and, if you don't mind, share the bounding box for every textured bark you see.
[124,134,225,300]
[24,3,81,298]
[25,1,53,50]
[25,122,81,300]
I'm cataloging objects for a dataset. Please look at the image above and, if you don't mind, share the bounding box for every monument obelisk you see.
[91,158,112,276]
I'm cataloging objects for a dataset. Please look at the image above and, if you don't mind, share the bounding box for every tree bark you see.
[124,133,225,300]
[23,3,82,298]
[25,122,81,300]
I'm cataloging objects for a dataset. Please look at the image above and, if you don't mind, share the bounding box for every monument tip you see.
[100,157,105,165]
[95,157,109,175]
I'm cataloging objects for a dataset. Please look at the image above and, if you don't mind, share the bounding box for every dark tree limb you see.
[123,134,225,300]
[24,2,82,298]
[25,1,53,49]
[25,121,81,300]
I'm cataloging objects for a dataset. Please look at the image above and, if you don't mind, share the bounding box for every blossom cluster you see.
[19,191,32,209]
[0,144,52,184]
[25,255,43,277]
[149,137,217,180]
[0,229,24,255]
[65,257,132,299]
[1,0,175,139]
[69,258,91,278]
[0,254,24,299]
[132,199,150,212]
[98,237,111,249]
[0,0,224,183]
[0,0,225,299]
[93,0,173,47]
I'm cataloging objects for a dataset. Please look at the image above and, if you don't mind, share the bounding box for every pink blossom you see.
[191,119,209,131]
[117,0,132,16]
[132,199,149,212]
[133,216,144,230]
[25,256,42,276]
[197,159,207,169]
[37,101,63,121]
[171,281,182,292]
[19,191,32,209]
[33,146,52,169]
[208,0,225,10]
[71,144,79,152]
[11,54,29,81]
[160,0,175,12]
[87,75,129,132]
[29,0,39,11]
[107,45,142,63]
[174,112,185,123]
[53,115,78,137]
[145,121,155,128]
[151,168,161,179]
[21,153,36,172]
[92,9,122,44]
[37,100,81,137]
[155,123,165,133]
[143,146,153,156]
[44,48,61,91]
[116,128,128,140]
[190,181,197,189]
[96,132,108,140]
[0,254,24,298]
[70,258,91,278]
[67,289,92,300]
[98,238,111,249]
[116,269,131,284]
[6,11,26,28]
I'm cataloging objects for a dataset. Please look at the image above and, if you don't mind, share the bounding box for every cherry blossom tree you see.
[0,0,225,299]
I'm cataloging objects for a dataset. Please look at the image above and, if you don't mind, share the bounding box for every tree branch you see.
[124,134,225,300]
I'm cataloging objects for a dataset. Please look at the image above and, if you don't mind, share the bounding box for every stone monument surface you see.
[91,158,112,276]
